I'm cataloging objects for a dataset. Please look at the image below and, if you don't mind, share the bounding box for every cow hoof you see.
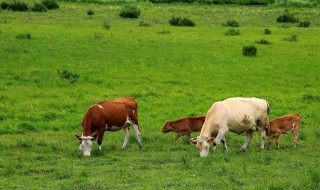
[122,146,127,149]
[240,148,246,153]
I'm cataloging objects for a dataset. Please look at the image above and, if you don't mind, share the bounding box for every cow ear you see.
[206,137,214,144]
[189,137,198,145]
[264,123,270,129]
[75,135,82,140]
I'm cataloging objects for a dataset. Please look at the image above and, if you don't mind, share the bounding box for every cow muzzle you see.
[200,150,209,157]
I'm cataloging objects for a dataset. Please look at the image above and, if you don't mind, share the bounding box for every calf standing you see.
[265,114,301,150]
[162,116,206,140]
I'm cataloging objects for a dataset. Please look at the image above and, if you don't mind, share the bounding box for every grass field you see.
[0,1,319,189]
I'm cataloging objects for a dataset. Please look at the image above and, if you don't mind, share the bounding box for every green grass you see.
[0,2,319,189]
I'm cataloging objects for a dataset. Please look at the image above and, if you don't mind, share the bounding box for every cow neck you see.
[199,122,211,138]
[82,108,94,137]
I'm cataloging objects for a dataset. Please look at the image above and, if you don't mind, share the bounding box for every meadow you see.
[0,0,319,189]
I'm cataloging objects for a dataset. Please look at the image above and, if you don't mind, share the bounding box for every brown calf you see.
[162,115,205,140]
[265,114,301,150]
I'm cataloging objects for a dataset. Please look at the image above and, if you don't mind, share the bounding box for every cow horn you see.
[189,137,198,145]
[75,134,83,140]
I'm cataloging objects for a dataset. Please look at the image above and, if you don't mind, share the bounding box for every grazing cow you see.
[265,114,301,150]
[75,97,142,156]
[190,97,269,157]
[162,115,206,140]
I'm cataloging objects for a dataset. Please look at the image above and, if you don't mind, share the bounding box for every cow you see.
[162,115,206,140]
[75,97,142,156]
[265,114,301,150]
[190,97,269,157]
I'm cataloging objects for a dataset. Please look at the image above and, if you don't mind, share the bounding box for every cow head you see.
[264,123,271,136]
[190,136,214,157]
[162,121,173,133]
[75,134,97,156]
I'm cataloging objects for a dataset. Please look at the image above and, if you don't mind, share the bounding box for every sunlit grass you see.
[0,2,319,189]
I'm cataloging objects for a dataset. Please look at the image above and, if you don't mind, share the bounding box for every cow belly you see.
[228,116,256,134]
[229,125,255,134]
[105,125,123,131]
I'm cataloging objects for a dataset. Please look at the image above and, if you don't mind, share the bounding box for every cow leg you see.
[212,129,228,151]
[175,133,182,140]
[268,136,273,149]
[132,123,142,149]
[240,131,253,152]
[122,126,130,149]
[221,136,227,152]
[258,127,266,149]
[97,131,105,151]
[275,134,280,150]
[293,127,299,147]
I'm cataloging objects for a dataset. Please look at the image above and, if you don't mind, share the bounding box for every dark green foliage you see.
[87,9,94,17]
[157,30,170,34]
[169,16,181,26]
[169,16,195,27]
[103,21,113,37]
[8,1,28,12]
[284,34,298,42]
[119,5,140,19]
[277,10,299,23]
[31,3,47,12]
[302,94,319,102]
[42,0,59,10]
[57,70,80,84]
[16,32,31,39]
[0,1,9,9]
[224,20,239,27]
[150,0,274,5]
[255,39,271,45]
[299,21,310,27]
[179,17,195,27]
[264,28,271,34]
[243,45,257,56]
[139,21,150,27]
[225,29,240,35]
[103,21,110,30]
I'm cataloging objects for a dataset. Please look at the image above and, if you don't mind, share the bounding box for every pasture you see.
[0,1,319,189]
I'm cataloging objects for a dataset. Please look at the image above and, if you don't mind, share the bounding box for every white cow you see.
[190,97,269,157]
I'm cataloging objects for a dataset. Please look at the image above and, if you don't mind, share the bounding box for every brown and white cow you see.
[75,97,142,156]
[162,115,206,140]
[190,97,269,157]
[265,114,301,150]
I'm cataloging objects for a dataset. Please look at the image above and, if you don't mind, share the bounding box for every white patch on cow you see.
[130,119,142,149]
[98,145,101,151]
[197,137,210,157]
[292,124,295,130]
[98,104,104,109]
[122,127,130,149]
[78,135,94,156]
